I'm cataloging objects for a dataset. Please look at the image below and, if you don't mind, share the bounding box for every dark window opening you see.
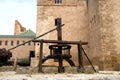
[11,41,14,46]
[29,51,35,58]
[23,41,25,46]
[55,18,57,26]
[5,41,8,46]
[0,41,2,45]
[55,0,62,4]
[17,41,19,45]
[37,43,39,45]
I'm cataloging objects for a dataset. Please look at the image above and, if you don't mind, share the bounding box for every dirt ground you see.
[0,71,120,80]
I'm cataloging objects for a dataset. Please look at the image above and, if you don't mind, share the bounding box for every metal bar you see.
[38,42,43,73]
[33,39,88,45]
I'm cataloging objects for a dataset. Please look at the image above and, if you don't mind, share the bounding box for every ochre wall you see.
[87,0,101,66]
[0,38,35,59]
[37,0,77,6]
[99,0,120,70]
[36,0,89,66]
[14,20,26,35]
[35,0,120,71]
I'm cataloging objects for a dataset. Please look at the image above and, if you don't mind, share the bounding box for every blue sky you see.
[0,0,37,35]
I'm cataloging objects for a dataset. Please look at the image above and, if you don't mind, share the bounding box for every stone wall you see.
[0,37,35,59]
[36,0,89,66]
[37,0,77,6]
[87,0,101,65]
[35,0,120,71]
[14,20,26,35]
[99,0,120,70]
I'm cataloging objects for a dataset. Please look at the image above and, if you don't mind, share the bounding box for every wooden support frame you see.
[33,39,88,45]
[33,39,88,73]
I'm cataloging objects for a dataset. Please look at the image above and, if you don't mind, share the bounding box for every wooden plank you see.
[77,43,83,69]
[56,18,62,41]
[38,42,43,73]
[33,39,88,45]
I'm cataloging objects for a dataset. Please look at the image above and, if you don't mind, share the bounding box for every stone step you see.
[16,66,97,74]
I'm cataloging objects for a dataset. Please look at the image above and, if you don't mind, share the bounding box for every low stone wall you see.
[0,66,15,72]
[16,66,98,74]
[0,65,99,74]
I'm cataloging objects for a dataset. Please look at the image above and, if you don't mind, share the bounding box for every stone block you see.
[65,67,78,73]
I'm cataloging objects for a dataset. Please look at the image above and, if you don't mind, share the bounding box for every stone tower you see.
[98,0,120,70]
[87,0,120,70]
[36,0,90,66]
[35,0,120,71]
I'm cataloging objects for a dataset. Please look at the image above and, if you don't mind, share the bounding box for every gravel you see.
[0,71,120,80]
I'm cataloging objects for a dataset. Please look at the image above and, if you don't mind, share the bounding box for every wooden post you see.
[56,18,64,72]
[81,47,96,72]
[56,18,62,41]
[38,42,43,72]
[14,57,17,71]
[77,42,83,69]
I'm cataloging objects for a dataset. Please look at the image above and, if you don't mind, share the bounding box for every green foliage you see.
[0,48,12,64]
[17,58,30,66]
[77,68,86,73]
[0,61,13,66]
[77,68,95,74]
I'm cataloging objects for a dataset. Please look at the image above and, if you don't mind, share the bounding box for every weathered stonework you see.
[99,0,120,70]
[14,20,26,35]
[87,0,101,65]
[0,21,35,59]
[35,0,120,71]
[36,0,89,66]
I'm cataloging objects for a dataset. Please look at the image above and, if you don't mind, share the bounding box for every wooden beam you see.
[38,42,43,73]
[33,39,88,45]
[77,43,83,69]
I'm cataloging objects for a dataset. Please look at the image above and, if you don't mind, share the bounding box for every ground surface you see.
[0,71,120,80]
